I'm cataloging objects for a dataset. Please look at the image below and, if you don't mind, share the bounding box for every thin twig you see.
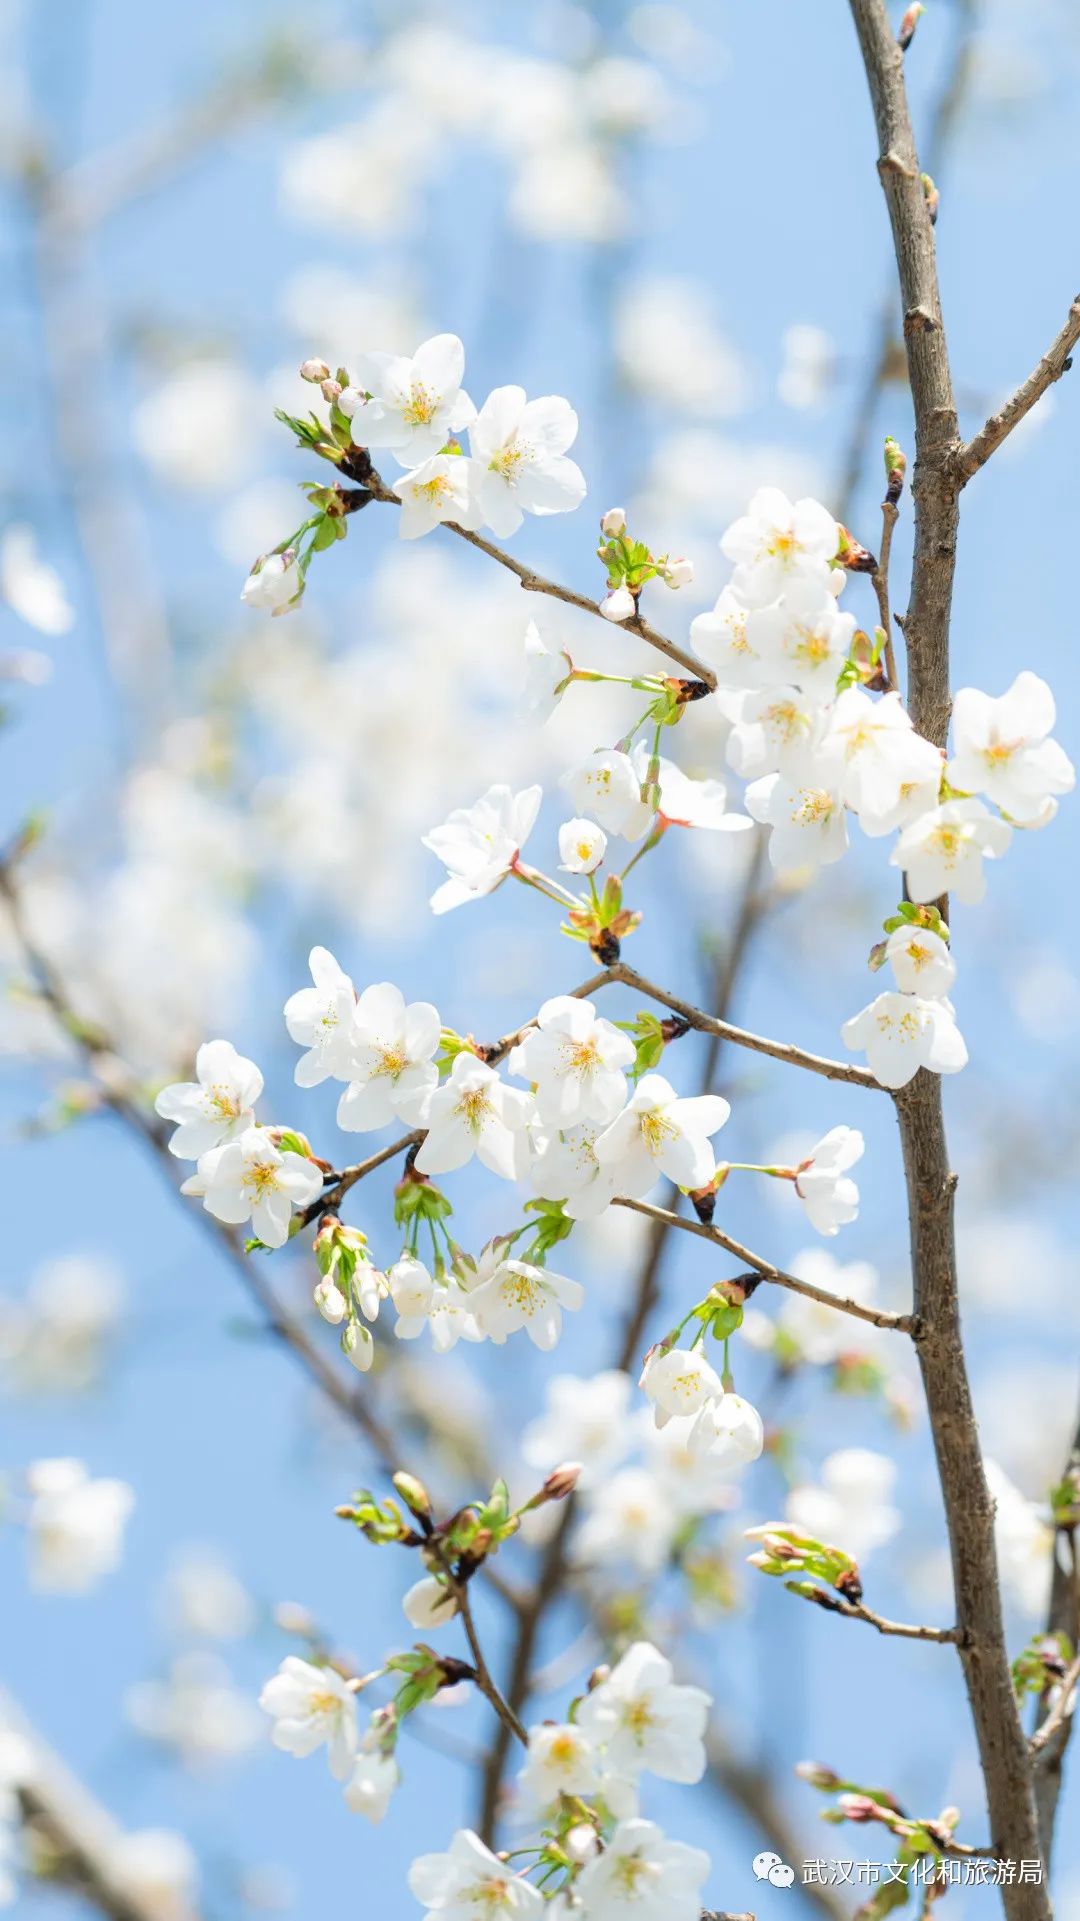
[610,1197,916,1335]
[1030,1654,1080,1760]
[955,299,1080,482]
[871,493,901,695]
[790,1585,961,1643]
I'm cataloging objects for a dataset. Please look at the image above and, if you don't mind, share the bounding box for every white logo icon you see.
[753,1853,796,1888]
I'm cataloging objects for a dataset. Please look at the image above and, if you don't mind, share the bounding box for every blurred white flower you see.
[521,1370,634,1488]
[0,524,74,635]
[615,276,753,417]
[26,1458,134,1593]
[126,1652,260,1768]
[132,361,262,491]
[778,323,835,410]
[984,1459,1054,1617]
[786,1448,900,1561]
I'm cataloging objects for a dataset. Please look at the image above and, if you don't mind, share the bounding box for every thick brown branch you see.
[849,7,1050,1913]
[611,1197,915,1335]
[955,300,1080,482]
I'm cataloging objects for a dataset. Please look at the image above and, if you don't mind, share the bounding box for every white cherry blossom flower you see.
[631,744,751,834]
[343,1751,399,1823]
[726,686,828,780]
[509,995,634,1126]
[402,1575,459,1632]
[641,1347,723,1428]
[341,333,475,464]
[521,1370,634,1489]
[283,947,358,1086]
[842,992,967,1089]
[240,551,302,615]
[786,1448,900,1561]
[26,1458,134,1593]
[572,1468,677,1575]
[561,750,652,840]
[689,1392,764,1468]
[416,1054,532,1180]
[643,1415,744,1519]
[690,585,776,689]
[575,1819,710,1921]
[183,1129,323,1248]
[471,1259,584,1350]
[594,1074,729,1197]
[423,783,543,913]
[469,386,586,538]
[519,1723,600,1809]
[744,770,848,874]
[746,595,855,699]
[388,1257,482,1352]
[155,1040,264,1159]
[258,1656,358,1781]
[336,982,441,1130]
[530,1119,622,1219]
[822,688,943,831]
[885,925,956,997]
[558,818,607,874]
[600,584,638,623]
[408,1830,544,1920]
[394,454,483,539]
[948,671,1075,823]
[891,799,1012,905]
[523,619,573,722]
[576,1641,709,1783]
[720,486,840,610]
[793,1125,864,1236]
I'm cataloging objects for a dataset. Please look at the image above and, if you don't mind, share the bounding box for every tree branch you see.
[955,299,1080,482]
[1033,1402,1080,1862]
[849,6,1051,1916]
[1030,1655,1080,1761]
[611,1197,915,1335]
[789,1585,961,1643]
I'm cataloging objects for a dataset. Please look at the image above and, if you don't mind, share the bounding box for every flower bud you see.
[539,1462,582,1503]
[795,1761,843,1791]
[600,584,637,623]
[565,1825,599,1864]
[663,556,694,589]
[600,507,627,537]
[393,1472,433,1521]
[321,378,343,404]
[341,1322,374,1373]
[313,1276,348,1324]
[300,358,331,383]
[898,2,925,51]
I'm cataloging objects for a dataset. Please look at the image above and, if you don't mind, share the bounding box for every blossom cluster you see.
[260,1637,712,1921]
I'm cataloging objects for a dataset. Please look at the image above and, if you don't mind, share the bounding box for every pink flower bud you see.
[600,507,627,537]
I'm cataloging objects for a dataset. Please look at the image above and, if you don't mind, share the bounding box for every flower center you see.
[456,1088,492,1133]
[639,1108,677,1157]
[793,788,833,825]
[243,1162,280,1199]
[414,474,452,504]
[490,439,529,480]
[401,380,439,425]
[376,1045,408,1081]
[207,1084,241,1119]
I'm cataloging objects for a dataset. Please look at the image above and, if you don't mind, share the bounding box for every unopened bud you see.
[586,1663,611,1691]
[313,1276,348,1325]
[921,173,940,226]
[540,1462,582,1503]
[834,1563,864,1605]
[795,1760,843,1791]
[393,1472,433,1521]
[898,3,925,52]
[835,525,878,574]
[321,377,343,404]
[883,435,907,504]
[300,358,331,383]
[565,1825,599,1864]
[600,584,637,624]
[600,507,627,537]
[663,555,694,589]
[341,1322,374,1373]
[838,1793,884,1824]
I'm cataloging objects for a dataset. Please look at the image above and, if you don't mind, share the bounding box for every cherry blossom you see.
[388,1257,482,1351]
[521,1370,634,1489]
[394,454,483,539]
[258,1656,358,1780]
[631,744,751,834]
[793,1125,864,1237]
[423,783,543,912]
[600,584,637,623]
[402,1575,459,1632]
[561,750,652,840]
[641,1347,723,1428]
[470,1259,584,1350]
[690,585,774,689]
[416,1054,532,1179]
[155,1039,264,1159]
[468,386,586,539]
[822,689,943,831]
[181,1129,323,1248]
[842,991,967,1089]
[518,1722,600,1809]
[720,486,840,609]
[744,770,848,874]
[523,619,573,722]
[892,799,1012,905]
[786,1448,901,1560]
[572,1467,677,1576]
[283,946,358,1086]
[885,925,956,998]
[725,686,827,780]
[558,818,607,874]
[575,1641,709,1783]
[508,995,634,1126]
[745,594,856,699]
[240,551,302,615]
[530,1119,623,1219]
[689,1392,764,1468]
[336,982,441,1131]
[575,1818,710,1921]
[343,1751,399,1823]
[341,333,475,465]
[594,1074,729,1197]
[948,671,1075,823]
[26,1458,134,1594]
[408,1830,544,1919]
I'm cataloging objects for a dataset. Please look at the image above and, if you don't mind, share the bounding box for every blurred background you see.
[1,0,1078,1916]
